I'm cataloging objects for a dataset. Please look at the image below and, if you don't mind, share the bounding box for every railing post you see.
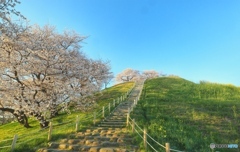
[102,106,105,118]
[75,115,79,132]
[144,128,147,150]
[132,119,135,133]
[126,113,129,126]
[109,103,111,114]
[48,122,53,141]
[93,112,96,125]
[113,99,115,107]
[11,134,18,152]
[166,143,170,152]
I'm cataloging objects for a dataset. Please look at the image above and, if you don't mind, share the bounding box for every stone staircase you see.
[38,81,144,152]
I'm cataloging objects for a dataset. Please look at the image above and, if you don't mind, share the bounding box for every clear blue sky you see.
[16,0,240,86]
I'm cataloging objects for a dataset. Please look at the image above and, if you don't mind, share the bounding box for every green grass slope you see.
[0,81,134,152]
[132,77,240,152]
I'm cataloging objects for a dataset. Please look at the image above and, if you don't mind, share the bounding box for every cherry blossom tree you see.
[116,69,161,83]
[0,1,112,128]
[142,70,160,79]
[0,23,113,128]
[0,21,33,127]
[115,68,140,83]
[0,0,25,21]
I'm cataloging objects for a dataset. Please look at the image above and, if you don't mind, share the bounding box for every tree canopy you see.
[0,22,112,128]
[115,68,160,83]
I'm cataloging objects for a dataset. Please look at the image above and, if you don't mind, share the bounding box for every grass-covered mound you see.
[132,77,240,152]
[0,81,134,152]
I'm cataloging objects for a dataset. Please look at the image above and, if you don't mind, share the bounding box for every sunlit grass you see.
[131,77,240,152]
[0,81,134,152]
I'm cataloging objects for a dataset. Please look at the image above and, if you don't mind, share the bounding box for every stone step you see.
[101,121,126,124]
[103,119,126,122]
[39,147,137,152]
[48,141,135,150]
[38,149,79,152]
[98,123,125,127]
[107,117,127,120]
[99,124,126,127]
[69,132,133,141]
[110,114,128,116]
[37,81,144,152]
[89,127,127,131]
[59,135,133,144]
[106,119,126,121]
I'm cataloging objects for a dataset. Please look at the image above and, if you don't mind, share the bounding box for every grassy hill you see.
[0,81,134,152]
[1,78,239,152]
[131,77,240,152]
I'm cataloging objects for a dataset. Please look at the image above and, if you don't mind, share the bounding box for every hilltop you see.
[131,77,240,151]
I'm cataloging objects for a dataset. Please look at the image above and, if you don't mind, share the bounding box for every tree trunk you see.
[2,112,5,125]
[22,113,31,128]
[49,106,64,119]
[0,108,31,128]
[50,109,59,118]
[30,111,49,128]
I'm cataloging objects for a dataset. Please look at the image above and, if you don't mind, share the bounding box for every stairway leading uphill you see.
[38,81,144,152]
